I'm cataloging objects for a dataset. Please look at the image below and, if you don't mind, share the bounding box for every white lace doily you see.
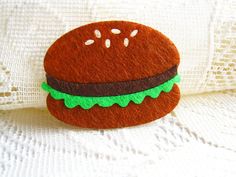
[0,90,236,177]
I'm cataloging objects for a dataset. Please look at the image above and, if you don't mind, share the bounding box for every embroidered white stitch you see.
[111,29,121,34]
[105,39,110,48]
[130,30,138,37]
[124,38,129,47]
[85,29,138,47]
[85,39,94,45]
[94,30,101,38]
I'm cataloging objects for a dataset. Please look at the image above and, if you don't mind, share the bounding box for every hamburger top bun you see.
[44,21,180,83]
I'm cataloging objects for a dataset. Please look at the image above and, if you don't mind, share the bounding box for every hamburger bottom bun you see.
[46,85,180,129]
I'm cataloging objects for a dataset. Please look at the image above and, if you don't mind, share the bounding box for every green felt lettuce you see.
[42,74,180,109]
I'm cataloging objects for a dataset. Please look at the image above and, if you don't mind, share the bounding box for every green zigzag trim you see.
[42,74,180,109]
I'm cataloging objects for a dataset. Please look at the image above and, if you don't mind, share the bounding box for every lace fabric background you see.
[0,0,235,109]
[0,0,236,176]
[0,90,236,177]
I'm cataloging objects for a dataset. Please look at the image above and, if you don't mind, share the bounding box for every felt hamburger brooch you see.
[42,21,180,129]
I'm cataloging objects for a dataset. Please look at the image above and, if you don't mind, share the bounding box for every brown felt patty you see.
[46,85,180,129]
[46,65,177,96]
[44,21,180,83]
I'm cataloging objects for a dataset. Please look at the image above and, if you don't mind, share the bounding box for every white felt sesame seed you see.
[130,29,138,37]
[85,39,94,45]
[94,29,101,38]
[105,39,111,48]
[111,29,121,34]
[124,38,129,47]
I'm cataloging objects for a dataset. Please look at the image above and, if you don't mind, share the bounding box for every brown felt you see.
[44,21,180,83]
[46,65,177,96]
[46,85,180,129]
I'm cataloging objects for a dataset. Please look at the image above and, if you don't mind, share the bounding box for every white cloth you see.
[0,90,236,177]
[0,0,235,109]
[0,0,236,176]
